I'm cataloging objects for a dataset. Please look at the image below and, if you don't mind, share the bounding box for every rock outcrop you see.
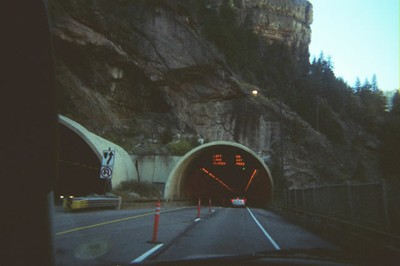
[208,0,312,59]
[49,0,380,188]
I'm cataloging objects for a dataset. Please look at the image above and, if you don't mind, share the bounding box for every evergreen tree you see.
[371,74,378,91]
[362,78,371,91]
[381,90,400,180]
[391,90,400,114]
[354,77,361,92]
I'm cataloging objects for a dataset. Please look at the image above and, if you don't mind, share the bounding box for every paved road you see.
[54,205,201,265]
[152,207,337,261]
[53,205,338,265]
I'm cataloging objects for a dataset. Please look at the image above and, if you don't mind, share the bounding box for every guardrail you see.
[269,202,400,250]
[270,180,400,256]
[275,181,400,234]
[63,196,122,212]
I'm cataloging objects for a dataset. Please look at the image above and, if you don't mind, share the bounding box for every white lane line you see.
[246,207,281,250]
[131,243,164,263]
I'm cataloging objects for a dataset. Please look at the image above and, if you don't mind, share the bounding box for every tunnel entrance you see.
[56,119,108,198]
[56,115,136,198]
[164,141,273,207]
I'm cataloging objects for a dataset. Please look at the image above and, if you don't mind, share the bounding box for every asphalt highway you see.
[53,205,338,265]
[153,207,338,261]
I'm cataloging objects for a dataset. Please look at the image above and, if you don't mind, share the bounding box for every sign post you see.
[100,148,115,180]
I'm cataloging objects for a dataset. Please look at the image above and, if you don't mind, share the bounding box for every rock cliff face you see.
[208,0,312,59]
[49,0,380,188]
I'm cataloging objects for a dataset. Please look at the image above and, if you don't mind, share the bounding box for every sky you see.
[308,0,399,91]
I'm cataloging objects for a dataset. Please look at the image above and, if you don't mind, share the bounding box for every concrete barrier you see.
[63,196,122,211]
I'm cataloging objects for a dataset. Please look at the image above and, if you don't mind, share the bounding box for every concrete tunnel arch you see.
[57,115,135,196]
[164,141,274,206]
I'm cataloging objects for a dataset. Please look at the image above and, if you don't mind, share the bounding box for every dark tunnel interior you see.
[56,123,109,197]
[180,145,272,207]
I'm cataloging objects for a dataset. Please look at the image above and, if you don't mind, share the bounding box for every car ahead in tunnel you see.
[231,197,246,207]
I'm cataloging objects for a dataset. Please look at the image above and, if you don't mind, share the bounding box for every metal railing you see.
[274,180,400,235]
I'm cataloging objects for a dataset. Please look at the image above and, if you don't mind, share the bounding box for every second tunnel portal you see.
[164,141,273,206]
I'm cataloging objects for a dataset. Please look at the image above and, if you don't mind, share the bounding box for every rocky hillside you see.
[49,0,381,188]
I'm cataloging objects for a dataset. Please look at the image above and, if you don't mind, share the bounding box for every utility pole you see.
[279,99,284,173]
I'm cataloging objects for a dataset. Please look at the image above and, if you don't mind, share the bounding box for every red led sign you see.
[212,154,227,166]
[235,154,245,166]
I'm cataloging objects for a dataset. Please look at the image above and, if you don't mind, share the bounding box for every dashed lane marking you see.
[131,243,164,263]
